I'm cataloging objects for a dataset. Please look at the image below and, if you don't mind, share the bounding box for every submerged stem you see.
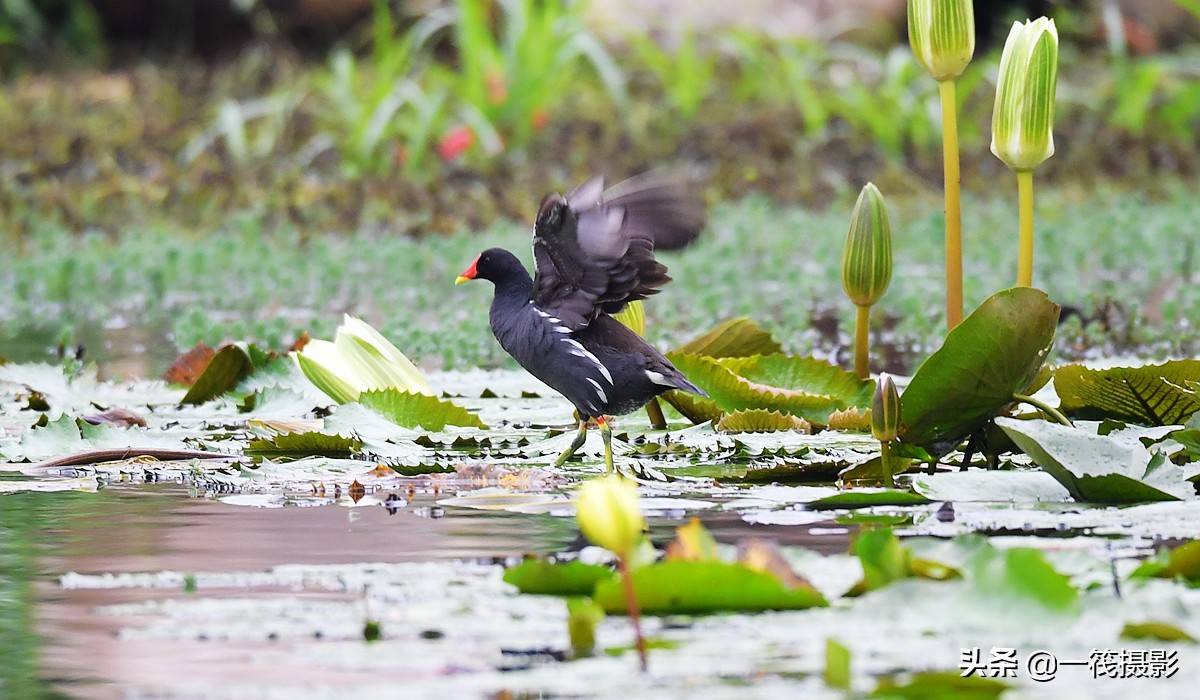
[1013,393,1072,427]
[854,305,871,379]
[617,557,648,672]
[939,80,963,329]
[1017,170,1036,287]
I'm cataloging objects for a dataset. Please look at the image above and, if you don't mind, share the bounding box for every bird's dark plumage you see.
[459,174,706,421]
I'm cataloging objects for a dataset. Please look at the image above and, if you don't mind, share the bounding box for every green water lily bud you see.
[575,475,644,557]
[908,0,976,81]
[991,18,1059,172]
[872,373,901,443]
[841,183,893,308]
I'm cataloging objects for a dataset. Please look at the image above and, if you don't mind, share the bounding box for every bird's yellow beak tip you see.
[454,275,471,286]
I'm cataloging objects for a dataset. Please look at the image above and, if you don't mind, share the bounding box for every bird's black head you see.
[455,247,527,287]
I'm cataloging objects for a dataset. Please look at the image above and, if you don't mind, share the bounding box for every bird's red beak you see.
[455,255,480,285]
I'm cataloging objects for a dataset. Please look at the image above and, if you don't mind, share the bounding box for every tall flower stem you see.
[939,79,964,329]
[644,398,667,430]
[879,440,895,488]
[617,558,648,672]
[1017,170,1035,287]
[854,305,870,379]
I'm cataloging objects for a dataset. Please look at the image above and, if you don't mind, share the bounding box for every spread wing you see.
[531,173,705,330]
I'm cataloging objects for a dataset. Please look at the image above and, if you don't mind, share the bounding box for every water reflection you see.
[3,483,847,696]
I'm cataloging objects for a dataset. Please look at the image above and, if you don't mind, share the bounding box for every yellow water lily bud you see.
[908,0,976,81]
[872,373,901,443]
[841,183,893,309]
[612,300,646,336]
[991,18,1059,172]
[294,339,361,404]
[575,475,644,557]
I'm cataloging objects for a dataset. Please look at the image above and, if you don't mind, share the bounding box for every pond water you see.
[3,481,849,698]
[2,365,1198,699]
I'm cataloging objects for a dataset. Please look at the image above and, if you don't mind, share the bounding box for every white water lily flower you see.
[294,315,432,404]
[908,0,976,81]
[991,18,1059,171]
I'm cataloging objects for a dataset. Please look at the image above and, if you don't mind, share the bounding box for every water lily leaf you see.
[247,431,363,458]
[1121,621,1196,643]
[665,353,871,424]
[847,529,959,595]
[900,288,1060,448]
[181,344,253,405]
[661,391,723,423]
[592,560,826,615]
[502,559,615,596]
[996,418,1193,503]
[1054,360,1200,426]
[808,489,931,510]
[870,672,1009,700]
[839,455,915,484]
[911,470,1071,502]
[1131,540,1200,582]
[828,406,871,432]
[966,545,1078,614]
[716,409,810,433]
[163,343,216,386]
[357,389,486,430]
[674,317,782,358]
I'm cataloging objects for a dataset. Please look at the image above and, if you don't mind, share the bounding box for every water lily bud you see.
[575,475,645,557]
[872,373,901,443]
[293,316,432,404]
[841,183,893,308]
[612,300,646,336]
[295,339,361,404]
[337,315,433,396]
[908,0,976,81]
[991,18,1059,172]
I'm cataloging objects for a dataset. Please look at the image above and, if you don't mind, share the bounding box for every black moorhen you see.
[455,174,707,471]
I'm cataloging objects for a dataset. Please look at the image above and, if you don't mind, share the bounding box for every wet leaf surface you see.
[900,288,1060,448]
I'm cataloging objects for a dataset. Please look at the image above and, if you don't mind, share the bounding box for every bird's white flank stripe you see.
[645,370,674,387]
[561,338,613,384]
[585,378,608,404]
[532,305,572,333]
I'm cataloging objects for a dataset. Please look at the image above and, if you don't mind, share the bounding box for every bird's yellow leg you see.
[598,416,614,473]
[554,412,588,467]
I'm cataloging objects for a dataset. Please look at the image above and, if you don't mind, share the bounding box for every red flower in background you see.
[485,69,508,105]
[531,108,551,132]
[439,125,474,162]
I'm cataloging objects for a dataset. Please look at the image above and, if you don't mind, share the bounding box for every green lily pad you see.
[900,288,1060,449]
[716,409,810,433]
[357,389,486,430]
[996,417,1193,503]
[847,529,960,595]
[502,559,615,596]
[1131,540,1200,582]
[674,317,782,358]
[870,672,1009,700]
[181,344,254,405]
[665,353,871,424]
[592,560,827,615]
[1121,621,1196,643]
[967,545,1078,614]
[1054,360,1200,426]
[247,431,364,458]
[808,489,931,510]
